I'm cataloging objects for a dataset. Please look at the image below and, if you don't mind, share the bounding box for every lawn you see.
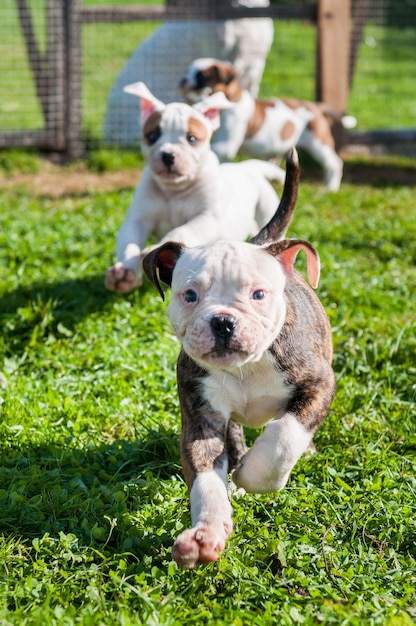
[0,1,416,623]
[0,153,415,624]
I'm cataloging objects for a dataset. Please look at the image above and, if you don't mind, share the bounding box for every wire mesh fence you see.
[0,0,415,157]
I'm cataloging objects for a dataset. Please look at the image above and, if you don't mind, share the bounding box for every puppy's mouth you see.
[157,167,181,178]
[201,346,250,368]
[154,164,185,180]
[180,87,213,104]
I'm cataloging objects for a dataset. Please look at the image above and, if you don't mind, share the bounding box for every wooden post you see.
[64,0,83,158]
[316,0,351,148]
[46,0,66,149]
[316,0,351,114]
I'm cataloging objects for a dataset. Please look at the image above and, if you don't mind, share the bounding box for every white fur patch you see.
[201,351,292,428]
[190,467,231,527]
[232,412,313,493]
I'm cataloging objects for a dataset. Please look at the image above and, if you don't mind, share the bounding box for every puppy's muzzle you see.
[161,151,175,168]
[210,314,237,348]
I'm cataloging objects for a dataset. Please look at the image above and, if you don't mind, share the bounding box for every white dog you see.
[179,57,357,191]
[105,82,285,293]
[143,151,336,568]
[102,2,274,146]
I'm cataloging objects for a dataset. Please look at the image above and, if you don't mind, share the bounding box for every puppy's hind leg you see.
[227,421,248,472]
[318,145,343,192]
[299,130,343,192]
[232,413,313,493]
[226,421,248,496]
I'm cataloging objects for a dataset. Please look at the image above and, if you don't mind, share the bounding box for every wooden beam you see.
[0,130,65,150]
[216,4,317,21]
[79,2,317,22]
[79,5,166,23]
[165,0,216,19]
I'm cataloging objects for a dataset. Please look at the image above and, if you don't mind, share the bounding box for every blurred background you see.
[0,0,415,159]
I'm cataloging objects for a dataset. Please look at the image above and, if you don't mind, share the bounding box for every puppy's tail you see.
[319,103,357,129]
[240,159,286,184]
[250,148,299,246]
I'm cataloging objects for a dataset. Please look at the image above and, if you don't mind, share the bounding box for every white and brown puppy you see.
[143,150,336,568]
[105,82,285,293]
[178,57,357,192]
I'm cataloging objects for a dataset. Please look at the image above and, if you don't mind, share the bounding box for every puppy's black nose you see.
[161,151,175,167]
[210,314,237,344]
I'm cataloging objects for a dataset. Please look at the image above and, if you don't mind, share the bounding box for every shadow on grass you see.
[342,161,416,187]
[297,148,416,187]
[0,273,154,357]
[0,426,181,558]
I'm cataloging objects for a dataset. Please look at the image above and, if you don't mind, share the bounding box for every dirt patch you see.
[0,166,141,197]
[1,152,415,198]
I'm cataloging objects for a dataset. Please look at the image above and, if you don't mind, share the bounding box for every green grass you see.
[0,165,415,624]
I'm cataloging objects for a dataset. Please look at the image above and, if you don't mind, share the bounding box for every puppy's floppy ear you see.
[214,62,238,86]
[193,91,234,131]
[266,239,321,289]
[212,63,242,103]
[142,242,185,301]
[123,81,165,124]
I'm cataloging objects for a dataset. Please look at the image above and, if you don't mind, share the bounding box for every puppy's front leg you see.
[173,352,232,569]
[233,366,335,493]
[232,412,313,493]
[105,181,153,292]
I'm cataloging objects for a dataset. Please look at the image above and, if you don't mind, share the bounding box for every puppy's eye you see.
[195,71,205,88]
[146,129,161,144]
[187,134,198,145]
[252,289,266,301]
[183,289,198,303]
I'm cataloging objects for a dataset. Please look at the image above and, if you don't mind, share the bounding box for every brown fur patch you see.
[280,120,296,141]
[246,100,274,139]
[188,117,208,143]
[268,272,335,432]
[281,97,307,112]
[306,112,335,148]
[282,98,335,148]
[200,63,242,102]
[142,111,162,145]
[177,350,228,488]
[221,79,243,103]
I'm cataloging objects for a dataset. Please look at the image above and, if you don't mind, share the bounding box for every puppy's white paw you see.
[227,480,245,498]
[172,521,232,569]
[105,263,141,293]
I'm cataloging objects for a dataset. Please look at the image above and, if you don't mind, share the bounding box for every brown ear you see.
[212,63,241,102]
[142,242,185,300]
[266,238,320,289]
[215,63,237,85]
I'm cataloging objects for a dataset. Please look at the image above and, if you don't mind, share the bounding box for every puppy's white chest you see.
[201,352,292,428]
